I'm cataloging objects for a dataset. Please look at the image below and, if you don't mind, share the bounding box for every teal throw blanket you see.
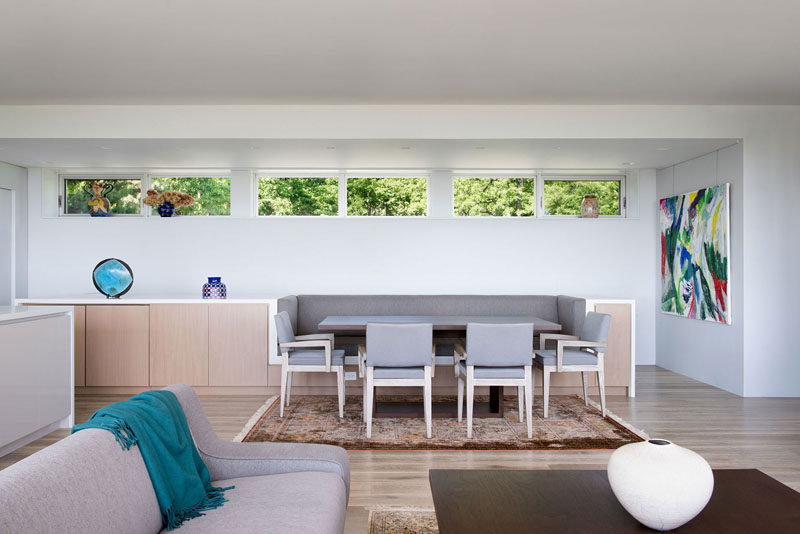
[72,390,232,530]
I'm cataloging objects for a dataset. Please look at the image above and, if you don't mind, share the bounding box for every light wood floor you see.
[2,366,799,533]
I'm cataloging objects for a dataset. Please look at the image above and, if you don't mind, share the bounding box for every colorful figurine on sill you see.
[85,181,113,217]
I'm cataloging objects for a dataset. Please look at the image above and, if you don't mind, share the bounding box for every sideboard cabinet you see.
[21,301,270,392]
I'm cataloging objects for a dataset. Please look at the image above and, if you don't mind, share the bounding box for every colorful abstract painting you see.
[660,183,731,324]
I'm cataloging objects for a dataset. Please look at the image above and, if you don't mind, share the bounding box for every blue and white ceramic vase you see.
[202,277,227,299]
[157,202,175,217]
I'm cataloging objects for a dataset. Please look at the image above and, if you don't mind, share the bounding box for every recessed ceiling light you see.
[249,145,260,150]
[97,145,113,150]
[40,160,52,165]
[326,146,336,150]
[656,147,672,151]
[474,146,486,150]
[622,162,635,166]
[552,146,561,150]
[399,146,411,150]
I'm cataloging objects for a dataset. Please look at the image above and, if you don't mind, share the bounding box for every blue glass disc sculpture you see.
[92,258,134,298]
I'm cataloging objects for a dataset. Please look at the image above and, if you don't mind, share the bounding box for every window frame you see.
[451,173,538,218]
[146,172,233,217]
[58,173,146,217]
[254,171,343,217]
[344,172,431,218]
[539,174,626,218]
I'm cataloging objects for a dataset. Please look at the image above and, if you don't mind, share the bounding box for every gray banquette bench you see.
[277,294,587,359]
[0,384,350,534]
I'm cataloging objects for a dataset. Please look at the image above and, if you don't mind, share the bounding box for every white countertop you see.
[17,294,281,305]
[0,306,74,322]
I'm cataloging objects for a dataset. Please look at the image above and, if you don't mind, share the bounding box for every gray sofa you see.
[0,385,350,534]
[278,294,587,357]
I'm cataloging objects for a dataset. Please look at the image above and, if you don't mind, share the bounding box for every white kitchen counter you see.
[18,294,281,305]
[0,306,74,457]
[0,305,74,322]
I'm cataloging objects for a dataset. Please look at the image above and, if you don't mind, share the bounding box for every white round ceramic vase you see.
[607,439,714,531]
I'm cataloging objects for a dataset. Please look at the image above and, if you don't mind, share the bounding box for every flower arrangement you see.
[143,189,195,217]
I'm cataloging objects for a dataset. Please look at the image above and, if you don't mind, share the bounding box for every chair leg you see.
[286,371,293,406]
[597,368,607,417]
[453,352,459,377]
[365,368,374,438]
[279,365,288,418]
[457,374,464,422]
[362,370,367,421]
[336,366,345,419]
[581,371,589,406]
[543,368,550,418]
[524,366,533,439]
[517,386,524,422]
[424,366,432,439]
[466,367,474,438]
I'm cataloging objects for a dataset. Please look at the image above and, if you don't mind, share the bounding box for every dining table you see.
[318,315,562,418]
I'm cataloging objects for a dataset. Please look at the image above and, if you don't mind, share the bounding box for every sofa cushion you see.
[295,295,561,335]
[0,428,163,534]
[167,472,347,534]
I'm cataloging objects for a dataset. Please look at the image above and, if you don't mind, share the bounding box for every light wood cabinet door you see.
[594,303,632,387]
[85,305,149,387]
[209,304,269,386]
[150,304,209,386]
[73,305,86,387]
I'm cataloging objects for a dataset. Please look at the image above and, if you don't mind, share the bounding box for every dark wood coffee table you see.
[429,469,800,533]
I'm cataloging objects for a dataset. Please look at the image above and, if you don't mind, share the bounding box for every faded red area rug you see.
[236,395,646,450]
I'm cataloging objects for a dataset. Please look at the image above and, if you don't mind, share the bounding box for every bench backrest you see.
[278,294,586,336]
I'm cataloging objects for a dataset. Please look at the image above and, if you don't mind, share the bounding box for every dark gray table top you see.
[318,315,561,332]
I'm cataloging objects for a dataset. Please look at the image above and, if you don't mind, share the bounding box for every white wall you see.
[0,161,28,299]
[740,117,800,397]
[656,144,744,395]
[4,104,799,395]
[24,169,657,366]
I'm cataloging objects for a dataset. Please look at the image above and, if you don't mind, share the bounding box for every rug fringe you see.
[585,397,650,440]
[232,395,278,442]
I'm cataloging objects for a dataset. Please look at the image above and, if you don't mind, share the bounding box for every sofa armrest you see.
[557,295,587,336]
[165,383,350,500]
[197,440,351,501]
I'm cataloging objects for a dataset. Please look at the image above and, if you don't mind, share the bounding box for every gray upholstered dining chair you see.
[359,323,434,438]
[534,311,611,418]
[455,323,534,439]
[274,311,346,418]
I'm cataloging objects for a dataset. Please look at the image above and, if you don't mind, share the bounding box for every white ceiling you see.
[0,1,798,104]
[0,138,737,170]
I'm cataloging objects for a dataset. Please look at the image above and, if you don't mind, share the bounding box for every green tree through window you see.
[543,179,621,215]
[149,177,231,216]
[63,178,142,215]
[258,177,338,216]
[453,177,535,216]
[347,178,427,216]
